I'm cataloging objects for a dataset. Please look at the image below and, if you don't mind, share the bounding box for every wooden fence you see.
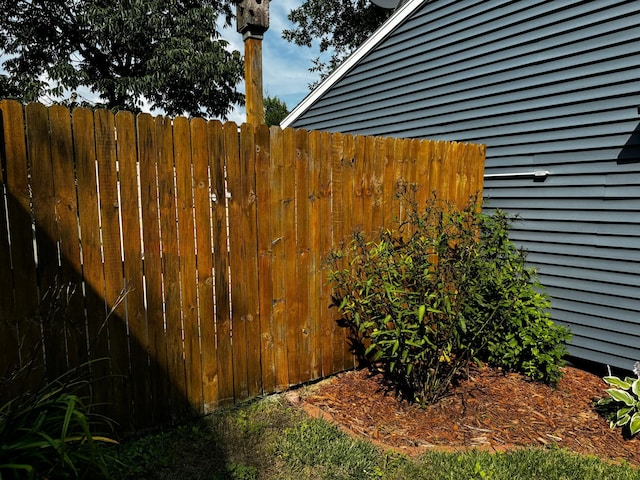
[0,100,485,431]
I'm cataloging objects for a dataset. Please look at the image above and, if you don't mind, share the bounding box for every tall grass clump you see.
[0,281,117,479]
[0,364,117,479]
[328,194,571,406]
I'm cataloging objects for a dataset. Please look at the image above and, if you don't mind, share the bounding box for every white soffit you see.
[280,0,426,128]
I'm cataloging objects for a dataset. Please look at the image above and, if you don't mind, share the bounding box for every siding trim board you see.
[286,0,640,370]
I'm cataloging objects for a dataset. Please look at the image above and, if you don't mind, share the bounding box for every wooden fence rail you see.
[0,100,485,431]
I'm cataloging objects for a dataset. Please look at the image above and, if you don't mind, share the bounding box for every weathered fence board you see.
[269,126,289,392]
[308,130,322,380]
[3,101,40,389]
[256,125,275,394]
[0,100,485,431]
[0,108,16,383]
[137,113,171,425]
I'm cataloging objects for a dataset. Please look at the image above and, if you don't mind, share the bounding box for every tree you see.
[0,0,244,119]
[264,95,289,127]
[283,0,392,87]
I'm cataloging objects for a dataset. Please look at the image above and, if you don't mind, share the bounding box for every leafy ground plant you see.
[0,281,121,479]
[0,363,116,479]
[596,362,640,437]
[327,195,571,406]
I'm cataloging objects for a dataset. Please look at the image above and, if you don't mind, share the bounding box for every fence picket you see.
[239,124,261,398]
[472,144,483,202]
[72,107,111,418]
[256,124,275,395]
[308,130,322,380]
[156,116,188,421]
[173,116,203,413]
[283,128,299,386]
[365,136,377,236]
[0,105,18,384]
[372,136,385,235]
[137,113,171,424]
[382,136,396,228]
[0,101,40,395]
[26,104,62,383]
[269,126,289,391]
[295,128,311,384]
[416,139,433,209]
[226,122,249,400]
[116,111,150,426]
[48,105,86,371]
[326,132,343,376]
[191,117,218,412]
[429,141,444,202]
[339,134,356,372]
[393,138,408,230]
[210,120,234,405]
[94,109,131,426]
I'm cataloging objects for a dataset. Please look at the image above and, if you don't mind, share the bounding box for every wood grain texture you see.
[0,103,485,429]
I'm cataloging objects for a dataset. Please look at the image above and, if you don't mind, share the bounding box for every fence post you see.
[237,0,269,125]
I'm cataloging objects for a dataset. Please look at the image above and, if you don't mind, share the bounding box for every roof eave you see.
[280,0,427,129]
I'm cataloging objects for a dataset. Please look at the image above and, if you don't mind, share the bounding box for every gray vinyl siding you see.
[290,0,640,369]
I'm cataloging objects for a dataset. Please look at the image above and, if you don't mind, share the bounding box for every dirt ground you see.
[288,365,640,467]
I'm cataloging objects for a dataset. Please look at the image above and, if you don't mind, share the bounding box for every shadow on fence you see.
[0,100,485,432]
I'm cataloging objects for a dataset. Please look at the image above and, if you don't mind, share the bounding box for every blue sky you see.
[0,1,325,123]
[222,0,323,124]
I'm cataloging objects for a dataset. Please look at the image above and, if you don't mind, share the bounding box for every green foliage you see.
[328,196,571,406]
[264,95,289,127]
[597,371,640,437]
[472,210,572,384]
[0,0,243,118]
[283,0,392,86]
[0,281,122,479]
[0,364,116,480]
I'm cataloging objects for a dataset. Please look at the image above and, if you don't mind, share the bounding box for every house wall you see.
[289,0,640,370]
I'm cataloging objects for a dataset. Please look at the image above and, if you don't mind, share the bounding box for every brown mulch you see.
[288,365,640,467]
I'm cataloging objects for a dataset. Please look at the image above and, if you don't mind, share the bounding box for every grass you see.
[103,392,640,480]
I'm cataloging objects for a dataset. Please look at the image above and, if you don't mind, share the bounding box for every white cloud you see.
[224,0,330,124]
[3,2,321,124]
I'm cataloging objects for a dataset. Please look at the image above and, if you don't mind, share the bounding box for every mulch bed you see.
[288,365,640,467]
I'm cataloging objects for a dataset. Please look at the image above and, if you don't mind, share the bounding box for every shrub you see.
[472,210,571,384]
[327,195,571,406]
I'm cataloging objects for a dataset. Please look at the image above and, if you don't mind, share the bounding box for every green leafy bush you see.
[472,210,571,384]
[328,196,570,406]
